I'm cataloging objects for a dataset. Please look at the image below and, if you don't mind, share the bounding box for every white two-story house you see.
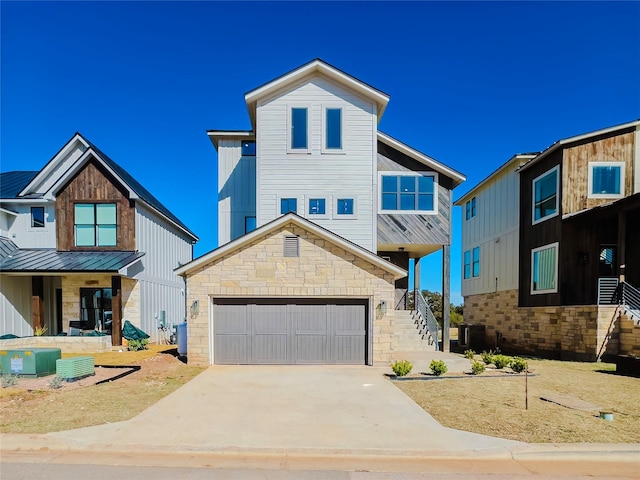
[0,133,198,345]
[177,59,465,366]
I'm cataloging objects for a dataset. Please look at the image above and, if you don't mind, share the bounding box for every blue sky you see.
[2,1,639,305]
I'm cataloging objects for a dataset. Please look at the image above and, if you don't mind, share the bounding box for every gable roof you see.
[0,171,38,199]
[378,132,466,187]
[518,119,640,173]
[244,59,390,129]
[12,133,198,242]
[175,212,407,280]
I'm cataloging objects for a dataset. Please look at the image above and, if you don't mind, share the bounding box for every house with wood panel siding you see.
[456,120,640,361]
[0,133,198,346]
[177,59,466,366]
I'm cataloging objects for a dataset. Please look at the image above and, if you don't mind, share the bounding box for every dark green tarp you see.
[122,320,150,341]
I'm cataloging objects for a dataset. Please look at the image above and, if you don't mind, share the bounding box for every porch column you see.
[111,276,122,346]
[618,211,626,284]
[413,256,421,293]
[31,276,44,333]
[442,245,450,352]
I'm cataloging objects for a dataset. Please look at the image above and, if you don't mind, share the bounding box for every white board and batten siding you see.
[3,204,56,249]
[0,276,33,337]
[217,139,256,246]
[132,203,194,334]
[256,76,378,252]
[461,160,523,297]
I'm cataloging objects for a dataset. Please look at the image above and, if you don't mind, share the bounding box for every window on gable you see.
[588,162,624,198]
[241,141,256,156]
[531,243,558,294]
[245,216,256,233]
[280,198,297,214]
[465,197,476,220]
[31,207,45,228]
[463,250,471,279]
[533,166,559,223]
[381,174,436,212]
[325,108,342,150]
[74,203,117,247]
[309,198,326,215]
[337,198,354,215]
[291,108,308,150]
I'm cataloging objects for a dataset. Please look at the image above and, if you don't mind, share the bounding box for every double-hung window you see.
[380,173,436,213]
[280,198,297,214]
[74,203,117,247]
[290,107,308,150]
[324,108,342,151]
[588,162,624,198]
[531,242,558,294]
[532,166,559,224]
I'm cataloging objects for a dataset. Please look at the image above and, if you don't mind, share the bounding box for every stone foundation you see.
[0,335,112,353]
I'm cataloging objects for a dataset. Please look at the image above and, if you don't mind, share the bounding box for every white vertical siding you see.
[6,204,56,248]
[0,276,32,336]
[133,204,193,330]
[218,139,256,245]
[460,159,523,297]
[256,76,377,252]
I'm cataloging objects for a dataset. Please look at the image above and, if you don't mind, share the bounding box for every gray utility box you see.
[0,348,62,377]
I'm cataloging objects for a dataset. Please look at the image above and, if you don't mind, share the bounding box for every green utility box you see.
[0,348,62,378]
[56,356,95,381]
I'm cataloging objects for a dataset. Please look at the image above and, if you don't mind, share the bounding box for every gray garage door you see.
[213,298,367,365]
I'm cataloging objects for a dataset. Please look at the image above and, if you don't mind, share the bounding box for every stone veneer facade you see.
[183,225,397,366]
[464,289,640,361]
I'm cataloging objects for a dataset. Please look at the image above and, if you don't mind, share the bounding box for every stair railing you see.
[412,289,439,349]
[619,282,640,323]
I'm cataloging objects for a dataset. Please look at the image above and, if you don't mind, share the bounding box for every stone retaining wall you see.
[0,335,112,353]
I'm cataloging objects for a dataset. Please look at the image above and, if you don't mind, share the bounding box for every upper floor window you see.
[74,203,117,247]
[280,198,297,214]
[588,162,624,198]
[325,108,342,150]
[465,197,476,220]
[532,166,559,224]
[472,246,480,277]
[463,247,480,279]
[463,250,471,279]
[531,242,558,294]
[309,198,326,215]
[245,216,256,233]
[31,207,45,228]
[241,141,256,156]
[380,173,436,213]
[336,198,354,215]
[290,108,308,150]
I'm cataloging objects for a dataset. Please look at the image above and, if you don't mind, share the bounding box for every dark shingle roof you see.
[0,171,38,199]
[0,248,145,272]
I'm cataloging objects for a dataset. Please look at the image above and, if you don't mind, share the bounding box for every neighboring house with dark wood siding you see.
[0,133,198,346]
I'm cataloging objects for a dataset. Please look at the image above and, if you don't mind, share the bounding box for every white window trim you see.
[321,106,345,154]
[530,242,559,295]
[531,165,560,225]
[306,196,330,219]
[378,171,439,215]
[587,161,625,199]
[333,196,357,219]
[287,105,311,154]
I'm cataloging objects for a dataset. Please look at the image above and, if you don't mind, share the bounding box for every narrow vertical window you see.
[533,166,559,223]
[531,243,558,294]
[463,250,471,279]
[326,108,342,149]
[291,108,308,149]
[31,207,45,228]
[472,246,480,277]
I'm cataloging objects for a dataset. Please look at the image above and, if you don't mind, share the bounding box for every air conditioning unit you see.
[56,356,95,381]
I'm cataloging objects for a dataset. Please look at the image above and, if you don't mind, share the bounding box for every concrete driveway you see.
[52,366,519,455]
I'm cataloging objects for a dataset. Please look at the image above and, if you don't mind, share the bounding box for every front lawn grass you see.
[394,358,640,443]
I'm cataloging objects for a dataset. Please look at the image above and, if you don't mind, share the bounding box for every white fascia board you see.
[0,199,51,204]
[207,130,255,150]
[454,153,537,206]
[519,119,640,174]
[118,256,146,276]
[378,132,466,187]
[0,207,19,216]
[175,213,406,280]
[18,134,89,196]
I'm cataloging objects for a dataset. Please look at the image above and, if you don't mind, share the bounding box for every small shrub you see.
[49,375,64,389]
[429,359,448,376]
[2,373,18,388]
[493,354,511,369]
[464,349,476,360]
[390,360,413,377]
[470,360,486,375]
[34,325,47,336]
[127,338,149,352]
[481,350,494,365]
[510,357,528,373]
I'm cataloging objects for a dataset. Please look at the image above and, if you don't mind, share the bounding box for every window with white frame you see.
[324,107,342,151]
[280,198,297,214]
[588,162,624,198]
[464,247,480,279]
[465,197,476,220]
[380,173,437,213]
[531,242,558,294]
[290,107,308,150]
[532,166,559,224]
[336,198,355,216]
[308,198,326,215]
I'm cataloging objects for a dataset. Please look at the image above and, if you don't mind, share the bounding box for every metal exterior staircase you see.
[619,282,640,325]
[391,290,439,352]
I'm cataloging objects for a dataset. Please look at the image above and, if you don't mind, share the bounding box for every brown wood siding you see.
[56,159,135,251]
[563,130,635,215]
[519,150,563,307]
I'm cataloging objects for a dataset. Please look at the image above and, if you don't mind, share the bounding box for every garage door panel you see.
[333,336,365,364]
[295,336,328,364]
[252,335,288,364]
[214,335,248,364]
[215,304,249,334]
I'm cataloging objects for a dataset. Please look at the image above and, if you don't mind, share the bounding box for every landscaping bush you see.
[493,354,511,369]
[464,349,476,360]
[2,373,18,388]
[429,359,448,376]
[480,350,494,365]
[390,360,413,377]
[510,357,527,373]
[127,338,149,352]
[470,360,486,375]
[49,375,64,389]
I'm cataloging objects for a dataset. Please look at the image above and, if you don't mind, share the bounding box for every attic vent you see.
[284,235,299,257]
